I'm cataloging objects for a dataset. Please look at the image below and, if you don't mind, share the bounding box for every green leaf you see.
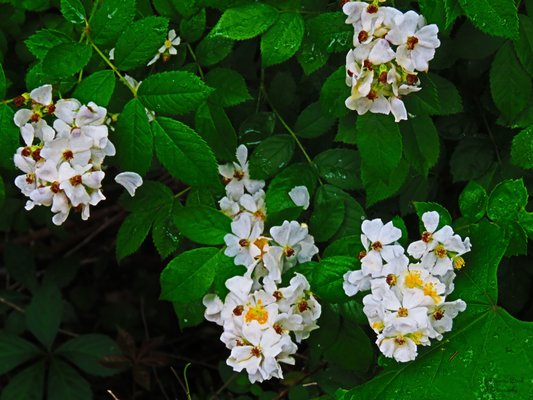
[320,67,349,118]
[173,300,205,329]
[305,12,352,54]
[515,15,533,74]
[114,16,169,70]
[25,29,73,59]
[121,180,174,214]
[338,221,532,400]
[249,135,295,179]
[314,149,360,191]
[294,101,336,138]
[48,358,91,400]
[195,102,237,161]
[4,245,38,292]
[25,283,63,349]
[302,256,356,303]
[444,0,463,29]
[205,68,252,107]
[56,334,121,376]
[459,0,519,39]
[114,98,153,176]
[297,30,329,75]
[0,62,6,99]
[60,0,85,24]
[138,71,213,115]
[0,334,40,374]
[196,33,234,66]
[356,113,402,182]
[42,42,92,78]
[170,0,198,17]
[212,253,246,298]
[172,205,231,245]
[487,179,528,222]
[152,210,181,259]
[116,212,154,262]
[310,197,345,243]
[490,42,531,119]
[414,202,453,227]
[324,235,362,258]
[401,114,440,177]
[0,361,45,400]
[160,247,220,303]
[180,9,206,43]
[152,117,220,188]
[511,125,533,168]
[324,320,373,373]
[213,3,278,40]
[238,112,276,144]
[336,114,357,145]
[266,163,318,226]
[459,181,487,221]
[90,0,136,46]
[364,160,409,207]
[261,12,304,67]
[0,104,19,170]
[405,73,462,116]
[72,70,115,106]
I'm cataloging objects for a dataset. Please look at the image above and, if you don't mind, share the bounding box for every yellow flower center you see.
[371,321,384,332]
[453,256,465,270]
[404,270,423,288]
[164,39,172,48]
[245,300,269,325]
[434,244,448,258]
[397,307,409,317]
[423,282,442,304]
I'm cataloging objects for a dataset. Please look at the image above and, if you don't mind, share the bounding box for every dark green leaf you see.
[336,114,357,145]
[72,70,115,106]
[60,0,85,24]
[152,117,220,188]
[160,247,220,303]
[56,334,121,376]
[25,29,73,59]
[356,113,402,182]
[114,98,153,176]
[487,179,528,222]
[0,361,45,400]
[138,71,213,115]
[0,62,6,99]
[48,358,91,400]
[42,42,92,78]
[0,104,20,170]
[249,135,295,179]
[90,0,136,46]
[172,205,231,245]
[4,244,37,292]
[116,212,153,262]
[25,283,63,348]
[213,3,278,40]
[152,210,181,259]
[0,334,40,374]
[180,9,206,43]
[195,102,237,161]
[196,33,234,66]
[515,15,533,74]
[490,42,531,119]
[459,0,519,39]
[324,235,361,258]
[306,12,351,54]
[314,148,360,191]
[459,181,487,221]
[205,68,252,107]
[295,101,336,138]
[450,138,494,182]
[511,125,533,169]
[401,115,440,177]
[364,159,409,207]
[114,16,169,71]
[406,73,462,116]
[320,67,349,118]
[173,300,205,329]
[261,12,304,67]
[310,198,345,242]
[304,256,356,303]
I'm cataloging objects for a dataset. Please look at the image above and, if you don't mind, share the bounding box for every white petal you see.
[115,172,143,196]
[288,186,310,210]
[422,211,440,233]
[30,84,53,105]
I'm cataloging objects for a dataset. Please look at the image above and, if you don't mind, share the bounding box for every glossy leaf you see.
[172,205,231,245]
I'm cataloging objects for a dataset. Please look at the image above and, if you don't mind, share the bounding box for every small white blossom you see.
[147,29,181,66]
[288,186,310,210]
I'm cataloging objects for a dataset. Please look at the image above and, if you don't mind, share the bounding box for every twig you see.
[273,362,328,400]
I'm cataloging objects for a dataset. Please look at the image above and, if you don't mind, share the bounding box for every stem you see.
[174,186,191,199]
[88,38,138,97]
[186,43,204,80]
[262,88,323,184]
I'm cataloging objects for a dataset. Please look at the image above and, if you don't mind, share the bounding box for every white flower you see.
[203,294,224,326]
[224,213,264,267]
[39,132,93,167]
[360,219,404,277]
[239,190,267,222]
[427,299,466,340]
[115,172,143,196]
[386,10,440,72]
[343,269,372,297]
[270,221,318,270]
[147,29,181,66]
[288,186,310,210]
[377,328,430,362]
[219,145,265,200]
[226,324,283,383]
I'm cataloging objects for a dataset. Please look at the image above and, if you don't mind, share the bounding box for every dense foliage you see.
[0,0,532,399]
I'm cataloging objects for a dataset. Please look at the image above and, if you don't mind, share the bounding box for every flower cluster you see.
[343,212,470,362]
[13,84,142,225]
[343,0,440,122]
[203,145,321,382]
